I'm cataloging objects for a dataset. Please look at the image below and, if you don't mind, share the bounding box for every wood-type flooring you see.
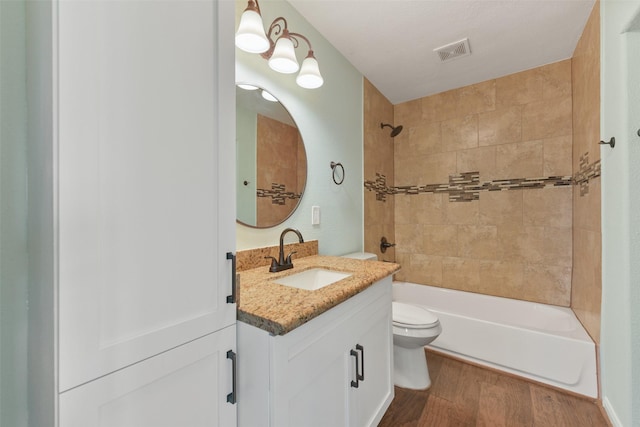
[379,350,610,427]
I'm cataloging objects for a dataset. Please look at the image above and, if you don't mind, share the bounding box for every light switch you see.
[311,206,320,225]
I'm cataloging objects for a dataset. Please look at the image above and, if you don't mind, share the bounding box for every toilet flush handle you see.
[380,237,396,253]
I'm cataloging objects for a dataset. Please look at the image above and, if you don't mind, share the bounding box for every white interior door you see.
[57,0,235,392]
[59,325,236,427]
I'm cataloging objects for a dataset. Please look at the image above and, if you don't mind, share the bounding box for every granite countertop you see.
[237,255,401,335]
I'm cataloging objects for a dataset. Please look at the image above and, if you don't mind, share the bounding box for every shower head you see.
[380,122,403,137]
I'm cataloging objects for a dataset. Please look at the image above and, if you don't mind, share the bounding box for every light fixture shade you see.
[235,9,270,53]
[237,84,259,90]
[261,90,278,102]
[268,36,299,74]
[296,54,323,89]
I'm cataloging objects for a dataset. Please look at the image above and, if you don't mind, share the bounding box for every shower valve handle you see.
[380,237,396,253]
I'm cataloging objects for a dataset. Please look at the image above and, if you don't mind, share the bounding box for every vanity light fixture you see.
[235,0,324,89]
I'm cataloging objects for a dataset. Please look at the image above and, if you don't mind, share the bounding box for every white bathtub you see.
[393,282,598,398]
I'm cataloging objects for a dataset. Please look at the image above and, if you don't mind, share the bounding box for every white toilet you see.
[341,252,442,390]
[392,301,441,389]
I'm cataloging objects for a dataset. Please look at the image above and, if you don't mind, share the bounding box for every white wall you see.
[235,0,364,256]
[0,1,29,426]
[600,1,640,426]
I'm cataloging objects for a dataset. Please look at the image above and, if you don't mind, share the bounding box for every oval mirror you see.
[236,85,307,228]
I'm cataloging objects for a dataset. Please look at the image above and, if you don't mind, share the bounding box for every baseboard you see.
[603,397,624,427]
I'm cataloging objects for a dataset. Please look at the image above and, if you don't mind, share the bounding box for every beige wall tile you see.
[479,190,524,226]
[478,106,522,147]
[363,78,395,268]
[404,254,444,286]
[396,122,441,159]
[413,193,446,225]
[416,152,457,184]
[394,194,412,225]
[570,2,601,344]
[394,98,422,129]
[442,257,480,291]
[420,92,444,124]
[498,225,545,264]
[395,193,446,225]
[543,226,573,268]
[543,135,573,177]
[541,59,572,100]
[573,168,601,233]
[522,96,572,141]
[444,199,480,225]
[441,114,479,152]
[456,80,496,116]
[572,228,602,343]
[523,264,572,306]
[424,225,458,256]
[523,187,572,227]
[496,67,543,108]
[495,140,544,179]
[364,222,396,262]
[458,225,498,259]
[393,252,410,282]
[394,153,422,186]
[479,260,524,297]
[378,57,584,307]
[395,223,425,254]
[456,146,497,177]
[574,4,602,336]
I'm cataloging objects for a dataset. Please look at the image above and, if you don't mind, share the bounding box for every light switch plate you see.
[311,206,320,225]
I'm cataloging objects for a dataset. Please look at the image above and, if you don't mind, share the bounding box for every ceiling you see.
[287,0,596,105]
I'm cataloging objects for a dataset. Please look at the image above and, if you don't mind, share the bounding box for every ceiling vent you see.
[434,38,471,62]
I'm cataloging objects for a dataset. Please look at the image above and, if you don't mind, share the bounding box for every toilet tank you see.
[341,252,377,261]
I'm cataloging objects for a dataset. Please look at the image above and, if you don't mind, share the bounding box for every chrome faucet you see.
[265,228,304,272]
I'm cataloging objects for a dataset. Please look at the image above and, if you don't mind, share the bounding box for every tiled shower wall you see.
[363,79,395,261]
[571,3,601,343]
[363,4,601,316]
[390,61,573,305]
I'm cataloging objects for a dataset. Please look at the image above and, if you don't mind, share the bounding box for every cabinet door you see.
[57,0,236,392]
[349,295,394,427]
[59,326,236,427]
[270,303,356,426]
[272,323,351,427]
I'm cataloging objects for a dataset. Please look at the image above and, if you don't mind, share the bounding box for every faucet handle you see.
[285,251,297,264]
[264,256,278,272]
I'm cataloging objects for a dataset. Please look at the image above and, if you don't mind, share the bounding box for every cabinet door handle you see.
[226,252,236,304]
[226,350,237,404]
[350,349,360,388]
[356,344,364,382]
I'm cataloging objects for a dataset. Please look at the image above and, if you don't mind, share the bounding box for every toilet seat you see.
[392,302,439,329]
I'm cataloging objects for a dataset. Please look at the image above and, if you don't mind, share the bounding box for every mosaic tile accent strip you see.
[363,173,395,201]
[574,152,601,196]
[364,172,573,202]
[257,183,302,205]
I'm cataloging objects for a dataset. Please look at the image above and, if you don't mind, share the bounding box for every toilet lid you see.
[392,302,439,328]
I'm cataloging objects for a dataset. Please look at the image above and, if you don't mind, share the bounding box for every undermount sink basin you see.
[273,268,352,291]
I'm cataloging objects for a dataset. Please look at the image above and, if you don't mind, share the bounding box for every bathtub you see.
[393,282,598,398]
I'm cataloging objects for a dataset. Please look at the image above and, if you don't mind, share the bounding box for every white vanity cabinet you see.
[238,277,394,427]
[26,0,237,425]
